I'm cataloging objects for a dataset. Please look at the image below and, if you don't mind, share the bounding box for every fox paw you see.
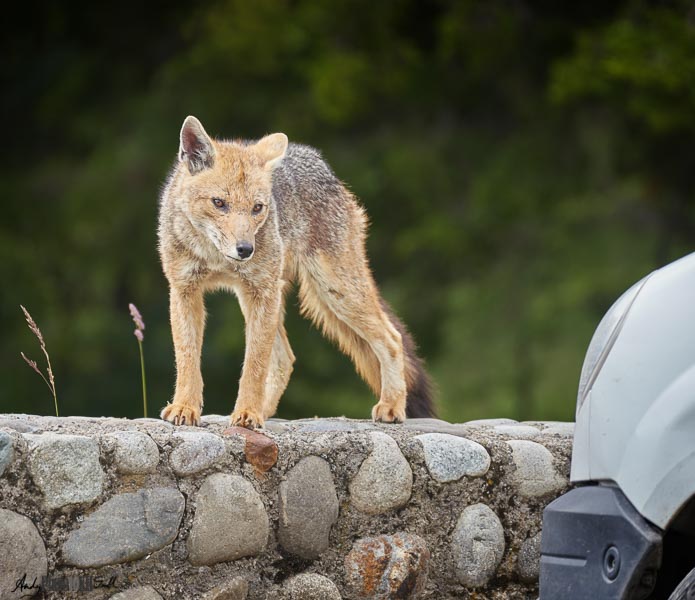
[161,402,201,426]
[372,402,406,424]
[230,408,264,430]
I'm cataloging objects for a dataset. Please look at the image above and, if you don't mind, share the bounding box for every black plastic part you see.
[540,485,663,600]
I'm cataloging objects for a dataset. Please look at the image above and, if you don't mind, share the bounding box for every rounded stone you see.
[493,425,541,439]
[110,587,163,600]
[24,433,104,509]
[517,532,542,583]
[451,503,505,588]
[263,420,290,434]
[200,414,231,426]
[344,532,429,599]
[416,433,490,482]
[404,422,473,437]
[0,431,15,476]
[224,427,278,472]
[0,509,48,598]
[465,418,518,428]
[542,422,575,438]
[103,431,160,474]
[0,418,38,433]
[170,431,225,476]
[297,419,375,432]
[278,456,339,559]
[203,577,248,600]
[507,440,566,498]
[283,574,341,600]
[349,432,412,514]
[62,487,185,567]
[188,473,269,565]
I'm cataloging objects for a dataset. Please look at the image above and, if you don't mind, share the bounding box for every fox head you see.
[176,115,288,262]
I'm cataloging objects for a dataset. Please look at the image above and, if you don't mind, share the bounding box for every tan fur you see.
[158,116,424,428]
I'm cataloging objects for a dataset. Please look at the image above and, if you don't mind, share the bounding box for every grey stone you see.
[297,419,374,432]
[403,418,452,427]
[278,456,339,559]
[283,574,341,600]
[62,487,185,567]
[188,473,268,565]
[542,422,575,438]
[452,503,505,588]
[465,418,518,428]
[170,430,225,476]
[493,425,541,439]
[517,532,542,583]
[103,431,160,474]
[201,414,231,426]
[0,431,14,476]
[263,420,290,434]
[133,418,174,429]
[24,433,104,508]
[345,532,429,598]
[507,440,566,498]
[203,578,248,600]
[416,433,490,482]
[0,418,37,432]
[0,509,48,599]
[349,432,412,514]
[110,587,163,600]
[403,422,474,437]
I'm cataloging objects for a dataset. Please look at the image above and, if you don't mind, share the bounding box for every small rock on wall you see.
[344,532,430,599]
[507,440,566,498]
[102,431,160,474]
[451,503,506,588]
[62,488,185,568]
[24,433,104,509]
[349,432,413,515]
[0,431,14,476]
[282,574,341,600]
[517,531,542,583]
[187,473,269,565]
[202,577,249,600]
[416,433,490,482]
[170,431,225,476]
[0,508,48,599]
[109,586,163,600]
[278,456,339,559]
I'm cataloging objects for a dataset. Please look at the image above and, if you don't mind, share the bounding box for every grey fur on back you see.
[271,143,354,256]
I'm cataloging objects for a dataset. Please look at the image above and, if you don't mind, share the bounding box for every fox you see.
[158,116,434,429]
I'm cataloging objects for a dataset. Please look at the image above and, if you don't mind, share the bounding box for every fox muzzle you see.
[235,241,254,260]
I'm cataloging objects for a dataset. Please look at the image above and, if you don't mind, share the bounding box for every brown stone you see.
[344,532,429,599]
[223,427,278,472]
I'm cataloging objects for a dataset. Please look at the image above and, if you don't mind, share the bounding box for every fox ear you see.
[255,133,288,171]
[179,116,215,175]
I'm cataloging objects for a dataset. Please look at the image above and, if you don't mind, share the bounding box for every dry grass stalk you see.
[129,303,148,418]
[20,305,59,416]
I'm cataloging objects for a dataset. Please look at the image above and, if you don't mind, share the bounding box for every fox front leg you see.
[161,286,205,426]
[231,284,283,429]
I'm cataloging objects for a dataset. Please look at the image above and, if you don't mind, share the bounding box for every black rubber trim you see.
[540,485,662,600]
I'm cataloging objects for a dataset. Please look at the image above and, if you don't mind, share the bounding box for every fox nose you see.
[236,241,254,260]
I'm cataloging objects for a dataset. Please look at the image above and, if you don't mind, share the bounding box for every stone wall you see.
[0,414,574,599]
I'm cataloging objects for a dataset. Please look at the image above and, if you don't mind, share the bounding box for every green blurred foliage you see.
[1,0,693,422]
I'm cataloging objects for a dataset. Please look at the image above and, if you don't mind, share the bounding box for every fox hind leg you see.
[299,253,407,422]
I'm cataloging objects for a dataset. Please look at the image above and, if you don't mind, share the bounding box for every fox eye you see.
[252,203,264,215]
[212,197,226,209]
